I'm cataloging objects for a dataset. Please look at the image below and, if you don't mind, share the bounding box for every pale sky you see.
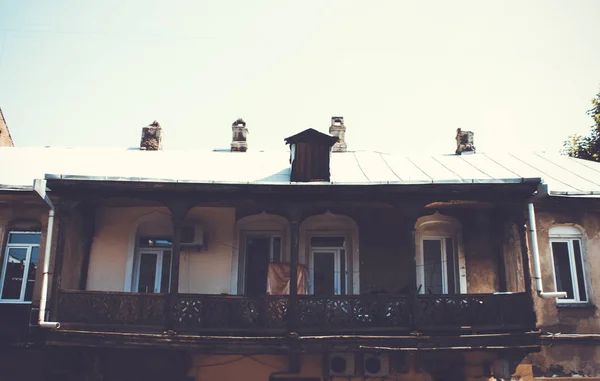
[0,0,599,155]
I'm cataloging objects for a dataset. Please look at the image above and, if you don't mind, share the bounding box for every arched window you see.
[300,212,359,295]
[549,225,587,303]
[231,212,290,296]
[125,210,174,293]
[415,212,466,294]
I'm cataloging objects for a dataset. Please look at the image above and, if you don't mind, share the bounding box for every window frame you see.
[132,245,172,294]
[549,230,588,304]
[415,213,466,295]
[309,244,345,296]
[419,235,458,295]
[239,231,284,294]
[0,231,42,303]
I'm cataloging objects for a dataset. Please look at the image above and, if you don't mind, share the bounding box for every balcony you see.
[56,290,536,335]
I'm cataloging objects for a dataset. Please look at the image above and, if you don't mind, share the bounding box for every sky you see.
[0,0,599,155]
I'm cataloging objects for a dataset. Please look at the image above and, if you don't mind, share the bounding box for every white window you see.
[549,226,587,303]
[309,236,347,296]
[415,212,466,295]
[133,237,172,293]
[421,236,459,294]
[0,231,41,302]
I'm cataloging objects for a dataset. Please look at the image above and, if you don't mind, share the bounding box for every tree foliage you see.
[562,88,600,161]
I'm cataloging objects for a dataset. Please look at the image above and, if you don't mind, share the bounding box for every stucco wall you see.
[526,209,600,376]
[86,206,235,293]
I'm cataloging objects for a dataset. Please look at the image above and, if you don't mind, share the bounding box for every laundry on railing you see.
[266,263,308,295]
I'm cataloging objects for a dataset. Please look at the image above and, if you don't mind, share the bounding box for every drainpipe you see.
[33,179,61,329]
[527,202,567,299]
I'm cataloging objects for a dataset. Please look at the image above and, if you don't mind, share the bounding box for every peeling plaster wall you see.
[60,206,86,290]
[503,222,525,293]
[527,209,600,376]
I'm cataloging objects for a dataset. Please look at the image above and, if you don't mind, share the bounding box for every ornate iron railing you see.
[57,290,166,326]
[173,294,287,332]
[56,291,535,333]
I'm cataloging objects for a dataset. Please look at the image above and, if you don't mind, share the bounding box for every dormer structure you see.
[284,128,338,182]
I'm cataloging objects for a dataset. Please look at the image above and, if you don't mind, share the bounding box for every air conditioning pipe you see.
[527,202,567,299]
[33,179,61,329]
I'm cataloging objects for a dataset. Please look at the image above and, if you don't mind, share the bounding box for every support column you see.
[493,207,508,293]
[515,207,533,296]
[287,206,302,333]
[396,202,423,331]
[49,201,75,321]
[165,217,183,330]
[165,200,190,330]
[79,203,96,291]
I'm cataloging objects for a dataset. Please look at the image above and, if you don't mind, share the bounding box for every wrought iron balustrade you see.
[173,294,287,332]
[414,292,536,331]
[57,290,166,326]
[295,294,411,332]
[56,291,534,333]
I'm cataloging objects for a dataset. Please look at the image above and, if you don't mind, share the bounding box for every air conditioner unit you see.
[364,353,389,377]
[328,353,355,376]
[180,224,204,249]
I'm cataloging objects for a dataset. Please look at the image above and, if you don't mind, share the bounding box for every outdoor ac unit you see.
[180,224,204,249]
[364,353,389,377]
[328,353,355,376]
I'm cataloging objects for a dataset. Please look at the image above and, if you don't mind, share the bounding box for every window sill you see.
[556,302,595,309]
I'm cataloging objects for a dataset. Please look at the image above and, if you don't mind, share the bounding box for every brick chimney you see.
[140,121,163,150]
[231,118,248,152]
[329,116,347,153]
[455,128,475,155]
[0,107,14,147]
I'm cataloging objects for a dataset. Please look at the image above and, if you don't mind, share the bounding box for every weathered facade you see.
[1,118,600,380]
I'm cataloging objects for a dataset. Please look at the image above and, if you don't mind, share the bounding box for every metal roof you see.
[1,146,600,196]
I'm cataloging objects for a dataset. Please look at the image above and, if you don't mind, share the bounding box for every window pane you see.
[423,240,443,294]
[160,251,172,293]
[313,252,335,296]
[572,240,587,302]
[138,253,157,293]
[272,237,281,264]
[311,237,345,247]
[2,248,27,299]
[445,238,456,294]
[9,233,41,245]
[24,247,39,301]
[552,242,574,299]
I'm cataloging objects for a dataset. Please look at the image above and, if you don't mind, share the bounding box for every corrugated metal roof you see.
[1,146,600,196]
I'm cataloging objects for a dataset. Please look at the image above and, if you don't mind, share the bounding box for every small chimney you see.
[329,116,347,153]
[231,118,248,152]
[140,121,163,150]
[455,128,475,155]
[0,107,14,147]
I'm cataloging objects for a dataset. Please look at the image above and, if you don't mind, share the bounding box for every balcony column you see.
[515,206,533,296]
[49,201,76,320]
[396,202,423,331]
[287,206,302,333]
[165,200,190,330]
[493,207,508,293]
